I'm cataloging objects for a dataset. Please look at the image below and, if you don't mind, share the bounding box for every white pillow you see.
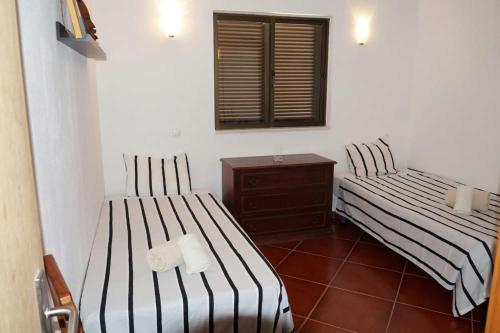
[124,153,192,197]
[346,138,397,177]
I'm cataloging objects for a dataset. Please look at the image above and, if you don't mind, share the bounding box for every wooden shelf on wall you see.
[56,22,106,60]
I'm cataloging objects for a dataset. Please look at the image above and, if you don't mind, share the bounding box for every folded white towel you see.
[453,186,473,215]
[445,188,490,212]
[177,234,211,274]
[146,239,184,272]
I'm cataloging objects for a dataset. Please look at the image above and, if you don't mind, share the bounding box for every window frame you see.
[213,13,329,130]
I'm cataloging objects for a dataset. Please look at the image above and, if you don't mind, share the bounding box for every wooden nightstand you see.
[221,154,336,239]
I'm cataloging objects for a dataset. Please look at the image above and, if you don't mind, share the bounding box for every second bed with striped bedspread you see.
[336,169,499,316]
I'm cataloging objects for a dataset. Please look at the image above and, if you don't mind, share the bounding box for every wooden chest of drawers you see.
[221,154,336,237]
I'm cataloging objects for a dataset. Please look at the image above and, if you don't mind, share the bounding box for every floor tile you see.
[387,304,472,333]
[359,232,382,245]
[278,251,342,284]
[293,315,306,331]
[405,261,431,278]
[311,287,393,333]
[397,274,453,314]
[347,242,406,271]
[258,245,290,267]
[333,221,363,240]
[472,321,485,333]
[331,262,402,300]
[263,232,481,333]
[300,320,353,332]
[269,240,301,250]
[296,237,356,259]
[281,275,326,316]
[472,301,488,323]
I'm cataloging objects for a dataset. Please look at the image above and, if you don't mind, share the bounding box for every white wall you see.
[18,0,105,299]
[92,0,419,196]
[408,0,500,193]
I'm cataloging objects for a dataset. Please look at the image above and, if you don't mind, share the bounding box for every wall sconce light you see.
[355,17,370,45]
[159,2,182,38]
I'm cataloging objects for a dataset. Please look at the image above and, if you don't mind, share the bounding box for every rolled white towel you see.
[178,234,211,274]
[453,186,473,215]
[146,239,184,272]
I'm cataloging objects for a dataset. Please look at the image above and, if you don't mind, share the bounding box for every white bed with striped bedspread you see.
[336,169,499,316]
[80,192,293,333]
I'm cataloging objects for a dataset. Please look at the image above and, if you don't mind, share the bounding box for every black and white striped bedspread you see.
[336,169,499,316]
[80,192,293,333]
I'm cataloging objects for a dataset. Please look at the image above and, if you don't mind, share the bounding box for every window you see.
[214,13,329,129]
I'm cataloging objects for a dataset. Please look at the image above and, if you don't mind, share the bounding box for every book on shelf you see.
[78,15,88,38]
[60,0,74,36]
[66,0,83,38]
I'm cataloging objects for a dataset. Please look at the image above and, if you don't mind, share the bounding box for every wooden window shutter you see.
[272,20,328,126]
[214,14,328,129]
[214,16,269,129]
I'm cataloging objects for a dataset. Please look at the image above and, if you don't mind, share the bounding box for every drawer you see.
[240,211,327,235]
[240,189,329,214]
[240,166,330,191]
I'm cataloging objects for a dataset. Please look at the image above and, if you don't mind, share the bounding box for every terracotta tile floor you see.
[258,221,488,333]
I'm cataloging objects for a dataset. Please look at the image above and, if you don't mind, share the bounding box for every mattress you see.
[80,192,294,333]
[336,169,499,316]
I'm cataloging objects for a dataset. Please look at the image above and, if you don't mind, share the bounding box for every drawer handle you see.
[248,179,258,187]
